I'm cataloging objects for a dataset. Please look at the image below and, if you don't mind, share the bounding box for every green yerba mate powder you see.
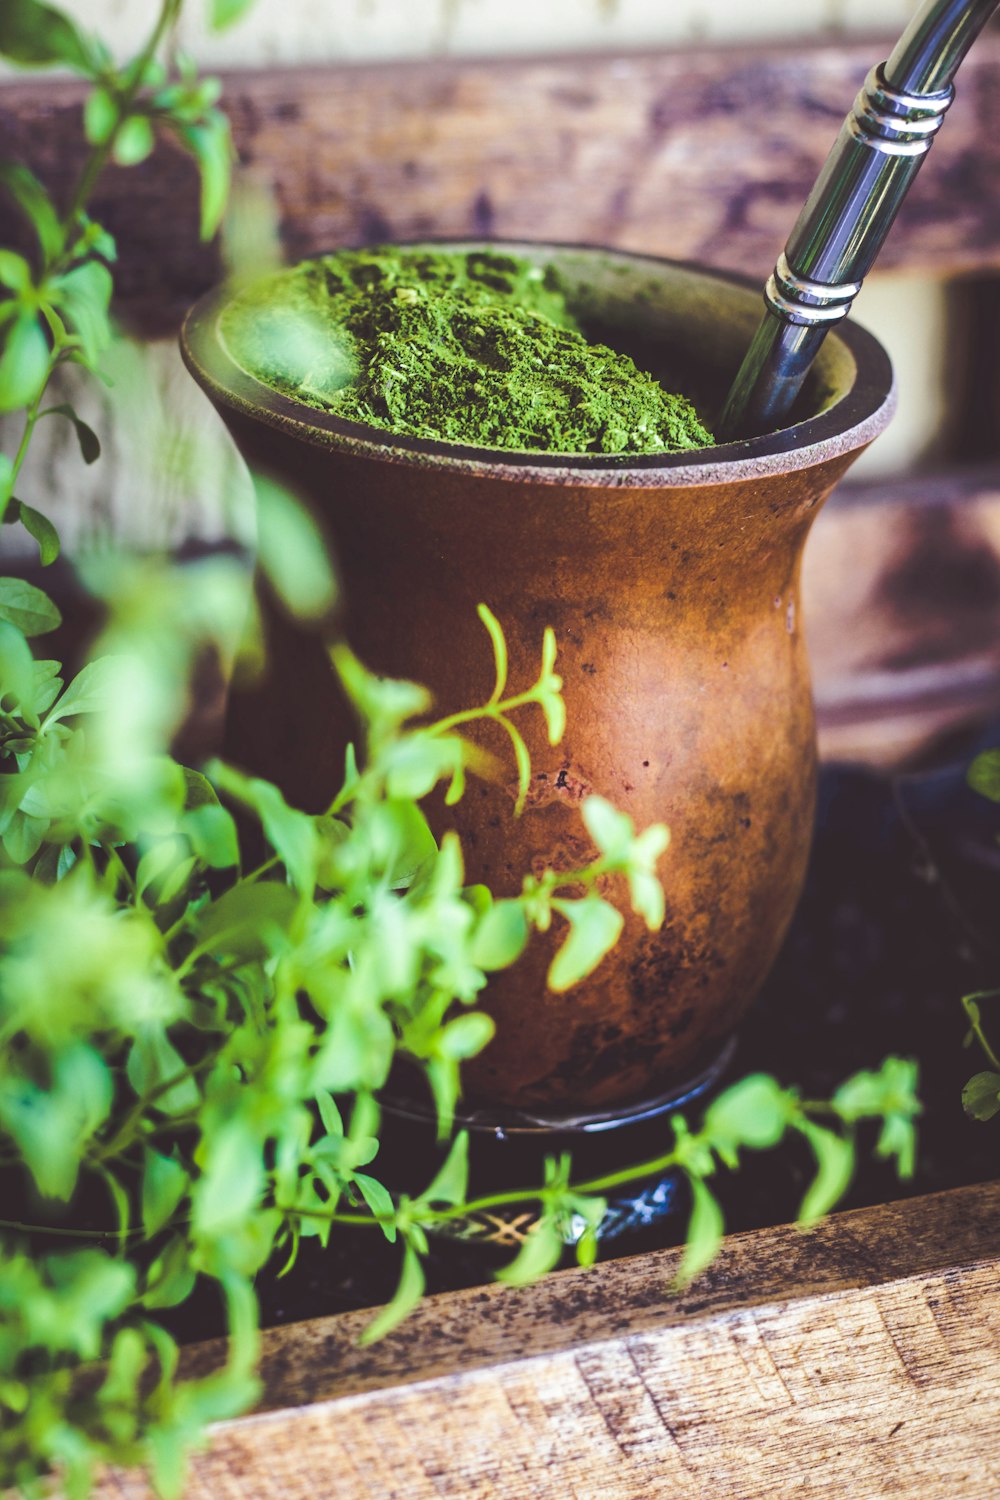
[219,247,715,455]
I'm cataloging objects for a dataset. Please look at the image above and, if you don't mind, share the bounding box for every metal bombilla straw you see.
[718,0,1000,443]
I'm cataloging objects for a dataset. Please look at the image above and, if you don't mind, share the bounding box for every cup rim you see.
[180,239,896,489]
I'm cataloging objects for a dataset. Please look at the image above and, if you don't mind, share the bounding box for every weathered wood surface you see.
[807,465,1000,764]
[94,1181,1000,1498]
[5,33,1000,335]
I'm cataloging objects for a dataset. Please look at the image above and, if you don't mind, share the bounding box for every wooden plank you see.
[5,34,1000,335]
[808,466,1000,764]
[94,1182,1000,1498]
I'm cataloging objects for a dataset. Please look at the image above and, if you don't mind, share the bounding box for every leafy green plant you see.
[0,3,922,1496]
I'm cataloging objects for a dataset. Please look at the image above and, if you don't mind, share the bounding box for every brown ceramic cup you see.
[181,244,895,1123]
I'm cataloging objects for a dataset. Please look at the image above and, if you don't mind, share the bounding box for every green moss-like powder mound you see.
[218,247,715,456]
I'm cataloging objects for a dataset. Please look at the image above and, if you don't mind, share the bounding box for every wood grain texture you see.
[807,466,1000,764]
[5,34,1000,336]
[93,1182,1000,1498]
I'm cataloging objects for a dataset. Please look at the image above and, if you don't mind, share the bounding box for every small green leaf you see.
[46,655,125,722]
[112,113,155,166]
[181,766,221,810]
[126,1029,200,1115]
[253,475,337,622]
[14,501,60,565]
[210,0,257,27]
[83,83,118,145]
[315,1088,343,1137]
[50,260,113,366]
[0,0,95,73]
[193,1122,264,1237]
[0,618,35,708]
[968,749,1000,803]
[547,895,624,992]
[173,109,233,240]
[142,1234,197,1310]
[797,1121,855,1226]
[353,1172,396,1241]
[495,1219,563,1286]
[0,576,61,635]
[0,313,50,413]
[416,1132,469,1208]
[211,761,317,892]
[0,250,32,295]
[193,879,298,958]
[142,1147,189,1237]
[183,802,239,868]
[477,602,508,702]
[582,795,634,861]
[499,714,532,816]
[436,1011,495,1060]
[675,1172,724,1288]
[470,897,529,971]
[0,163,63,261]
[42,401,101,463]
[358,1243,425,1345]
[962,1071,1000,1122]
[703,1074,789,1156]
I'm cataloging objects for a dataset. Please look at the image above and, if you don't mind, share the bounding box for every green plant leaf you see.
[0,162,63,261]
[142,1147,190,1238]
[0,0,94,73]
[435,1011,495,1060]
[112,114,155,166]
[83,84,118,145]
[46,655,125,722]
[495,1219,563,1286]
[581,794,633,861]
[0,313,50,413]
[962,1071,1000,1122]
[50,260,113,366]
[13,501,60,565]
[0,249,32,295]
[191,878,298,958]
[416,1132,469,1208]
[353,1172,397,1241]
[210,0,257,28]
[173,110,233,240]
[126,1028,200,1115]
[968,749,1000,802]
[181,766,221,809]
[547,895,624,992]
[703,1073,789,1158]
[0,617,35,708]
[797,1121,855,1226]
[142,1234,197,1310]
[469,897,529,971]
[675,1171,724,1288]
[42,401,101,463]
[210,761,317,893]
[358,1243,425,1345]
[183,802,239,869]
[253,475,337,622]
[0,576,61,635]
[192,1121,264,1238]
[477,602,508,702]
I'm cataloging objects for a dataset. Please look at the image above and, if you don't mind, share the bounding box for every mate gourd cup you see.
[181,244,894,1122]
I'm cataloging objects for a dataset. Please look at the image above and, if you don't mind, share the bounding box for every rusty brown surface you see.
[184,249,894,1116]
